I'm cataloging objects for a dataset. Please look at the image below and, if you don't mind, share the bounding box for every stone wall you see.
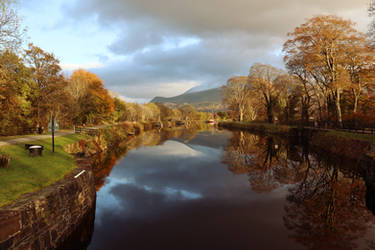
[0,162,96,250]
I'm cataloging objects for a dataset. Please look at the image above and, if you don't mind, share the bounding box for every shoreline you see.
[218,121,375,161]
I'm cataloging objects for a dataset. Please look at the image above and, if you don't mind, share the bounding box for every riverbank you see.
[0,134,90,207]
[0,122,142,248]
[219,121,375,160]
[218,121,295,135]
[0,159,96,249]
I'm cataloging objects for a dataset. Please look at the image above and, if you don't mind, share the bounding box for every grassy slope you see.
[324,130,375,144]
[220,121,375,144]
[219,121,295,134]
[0,134,88,206]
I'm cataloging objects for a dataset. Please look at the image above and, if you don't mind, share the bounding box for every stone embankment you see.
[0,160,96,249]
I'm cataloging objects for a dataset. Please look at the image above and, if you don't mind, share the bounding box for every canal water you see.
[85,127,375,250]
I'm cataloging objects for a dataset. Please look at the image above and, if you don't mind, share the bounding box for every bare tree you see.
[0,0,24,51]
[248,63,285,123]
[222,76,250,121]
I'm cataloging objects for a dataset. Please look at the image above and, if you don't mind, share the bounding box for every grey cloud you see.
[67,0,368,36]
[93,33,283,99]
[108,22,166,54]
[65,0,370,100]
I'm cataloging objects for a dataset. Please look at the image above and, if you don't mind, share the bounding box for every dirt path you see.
[0,124,116,148]
[0,131,74,148]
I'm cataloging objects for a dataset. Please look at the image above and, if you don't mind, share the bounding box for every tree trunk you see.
[267,105,273,123]
[353,94,359,113]
[302,105,309,126]
[301,96,309,126]
[336,89,343,127]
[239,107,244,122]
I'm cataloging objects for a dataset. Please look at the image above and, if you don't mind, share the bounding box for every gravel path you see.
[0,124,115,148]
[0,131,74,148]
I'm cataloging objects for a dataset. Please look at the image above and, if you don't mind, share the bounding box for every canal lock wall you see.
[0,162,96,250]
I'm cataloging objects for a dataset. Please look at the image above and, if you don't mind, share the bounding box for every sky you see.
[18,0,372,102]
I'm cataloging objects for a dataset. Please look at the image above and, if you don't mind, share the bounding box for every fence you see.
[74,127,99,136]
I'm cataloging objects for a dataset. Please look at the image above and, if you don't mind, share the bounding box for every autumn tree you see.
[283,42,315,124]
[143,103,160,121]
[284,15,367,127]
[275,75,300,124]
[248,63,286,123]
[24,43,69,126]
[178,104,198,121]
[344,40,375,114]
[222,76,251,121]
[0,50,33,134]
[72,70,114,124]
[112,98,127,122]
[66,69,93,101]
[155,103,173,121]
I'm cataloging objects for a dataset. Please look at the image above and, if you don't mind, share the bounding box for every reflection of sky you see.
[89,131,301,250]
[135,140,204,157]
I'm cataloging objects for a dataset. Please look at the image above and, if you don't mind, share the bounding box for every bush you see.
[0,154,10,168]
[343,113,375,129]
[133,123,144,135]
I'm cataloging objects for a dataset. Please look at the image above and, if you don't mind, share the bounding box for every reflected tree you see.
[222,130,375,248]
[284,162,374,249]
[223,131,306,193]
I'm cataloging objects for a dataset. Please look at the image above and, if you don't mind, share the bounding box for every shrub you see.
[0,154,10,168]
[133,123,144,135]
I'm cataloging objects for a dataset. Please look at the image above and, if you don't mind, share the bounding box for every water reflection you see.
[222,132,305,192]
[223,131,375,249]
[87,127,375,250]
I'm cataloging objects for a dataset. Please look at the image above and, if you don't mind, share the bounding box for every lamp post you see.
[48,116,59,153]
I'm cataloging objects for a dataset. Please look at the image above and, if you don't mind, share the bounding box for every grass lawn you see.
[325,130,375,144]
[219,121,296,134]
[221,121,375,144]
[0,134,88,207]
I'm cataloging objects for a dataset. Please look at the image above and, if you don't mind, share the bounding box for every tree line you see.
[0,0,206,136]
[223,13,375,128]
[1,50,205,135]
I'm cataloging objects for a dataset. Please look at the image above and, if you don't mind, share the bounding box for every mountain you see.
[151,87,224,111]
[183,85,210,94]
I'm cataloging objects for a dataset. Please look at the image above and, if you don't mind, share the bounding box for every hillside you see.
[151,88,223,111]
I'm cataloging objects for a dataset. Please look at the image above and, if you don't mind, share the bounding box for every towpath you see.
[0,124,116,148]
[0,131,74,148]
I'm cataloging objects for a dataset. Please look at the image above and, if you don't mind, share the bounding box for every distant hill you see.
[151,87,224,111]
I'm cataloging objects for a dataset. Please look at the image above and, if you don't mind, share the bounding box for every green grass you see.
[221,121,375,144]
[0,134,88,207]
